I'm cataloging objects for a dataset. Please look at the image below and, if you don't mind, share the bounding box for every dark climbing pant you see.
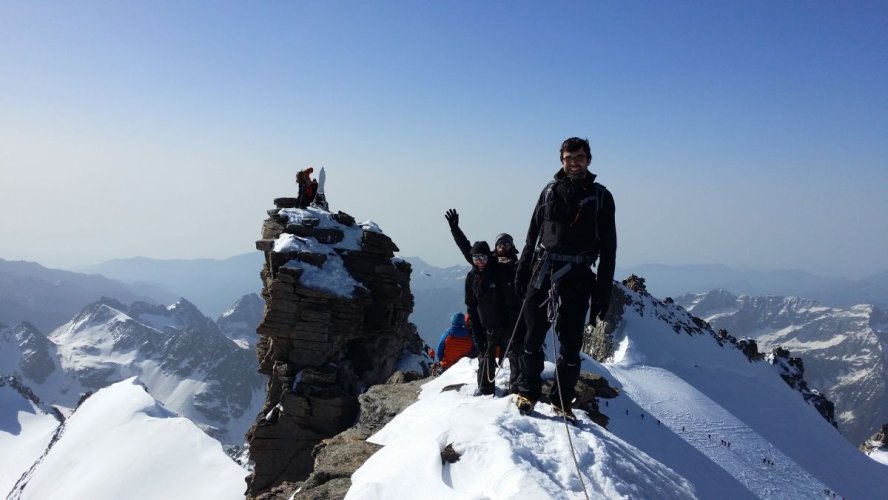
[517,265,595,404]
[477,328,519,394]
[477,330,499,393]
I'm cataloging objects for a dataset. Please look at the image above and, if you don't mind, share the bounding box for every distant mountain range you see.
[405,259,888,348]
[0,294,265,446]
[72,253,266,318]
[0,258,177,334]
[6,253,888,438]
[5,252,886,354]
[620,263,888,308]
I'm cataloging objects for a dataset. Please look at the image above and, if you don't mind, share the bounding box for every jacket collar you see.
[553,169,597,186]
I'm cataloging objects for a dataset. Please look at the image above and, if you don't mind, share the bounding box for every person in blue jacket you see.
[436,312,475,371]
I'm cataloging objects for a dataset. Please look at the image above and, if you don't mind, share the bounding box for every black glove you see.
[514,277,527,299]
[471,328,485,354]
[514,268,529,298]
[445,209,459,229]
[591,281,613,321]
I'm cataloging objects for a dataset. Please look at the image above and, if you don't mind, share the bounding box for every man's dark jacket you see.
[515,170,617,306]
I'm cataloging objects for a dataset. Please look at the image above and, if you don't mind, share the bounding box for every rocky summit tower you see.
[245,193,421,497]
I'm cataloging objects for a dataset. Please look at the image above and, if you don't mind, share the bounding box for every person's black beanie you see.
[470,241,491,255]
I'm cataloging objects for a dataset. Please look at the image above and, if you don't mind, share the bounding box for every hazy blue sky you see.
[1,1,886,279]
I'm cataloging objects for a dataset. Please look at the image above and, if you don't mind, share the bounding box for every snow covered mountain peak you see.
[216,293,263,349]
[40,297,264,444]
[127,297,222,335]
[219,293,263,319]
[8,378,246,500]
[166,296,213,323]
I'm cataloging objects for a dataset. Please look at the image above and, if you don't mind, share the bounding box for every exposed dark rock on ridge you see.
[0,375,64,423]
[767,347,837,427]
[859,423,888,456]
[264,377,427,500]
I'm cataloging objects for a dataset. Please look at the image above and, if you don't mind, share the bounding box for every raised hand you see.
[445,209,460,229]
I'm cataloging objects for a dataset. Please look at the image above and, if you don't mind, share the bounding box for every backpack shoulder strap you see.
[592,183,609,240]
[593,182,607,212]
[532,180,559,251]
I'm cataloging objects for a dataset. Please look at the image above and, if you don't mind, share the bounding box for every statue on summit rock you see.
[311,166,329,210]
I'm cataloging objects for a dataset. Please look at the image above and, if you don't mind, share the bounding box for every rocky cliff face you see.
[0,322,58,385]
[246,199,423,497]
[677,289,888,445]
[766,346,837,428]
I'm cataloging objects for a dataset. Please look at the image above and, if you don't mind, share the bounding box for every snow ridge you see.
[9,379,245,500]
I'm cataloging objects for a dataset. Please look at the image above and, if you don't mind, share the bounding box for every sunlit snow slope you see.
[9,378,246,500]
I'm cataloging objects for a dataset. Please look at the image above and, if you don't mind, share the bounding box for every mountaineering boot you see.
[552,403,578,425]
[515,394,536,415]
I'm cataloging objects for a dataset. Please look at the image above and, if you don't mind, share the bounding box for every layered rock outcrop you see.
[246,198,422,497]
[257,377,427,499]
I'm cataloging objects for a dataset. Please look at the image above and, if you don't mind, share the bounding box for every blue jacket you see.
[437,313,474,368]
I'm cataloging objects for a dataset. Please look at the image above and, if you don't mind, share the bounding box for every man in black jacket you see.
[465,240,520,395]
[446,211,523,393]
[513,137,617,417]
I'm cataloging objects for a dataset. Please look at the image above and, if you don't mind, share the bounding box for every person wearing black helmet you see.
[464,240,521,395]
[445,211,524,394]
[513,137,617,419]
